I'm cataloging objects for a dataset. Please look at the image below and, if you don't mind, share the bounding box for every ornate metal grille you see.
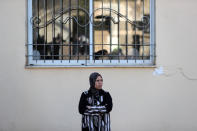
[27,0,155,67]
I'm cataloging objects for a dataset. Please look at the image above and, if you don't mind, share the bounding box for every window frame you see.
[27,0,155,67]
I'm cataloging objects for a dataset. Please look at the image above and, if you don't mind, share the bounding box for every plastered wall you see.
[0,0,197,131]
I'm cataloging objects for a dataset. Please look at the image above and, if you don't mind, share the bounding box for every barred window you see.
[27,0,155,67]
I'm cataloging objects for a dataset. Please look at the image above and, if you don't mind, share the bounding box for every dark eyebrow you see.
[96,79,103,81]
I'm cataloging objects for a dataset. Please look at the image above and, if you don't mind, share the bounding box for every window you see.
[27,0,155,67]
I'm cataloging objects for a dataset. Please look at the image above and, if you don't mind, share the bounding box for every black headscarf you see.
[89,72,102,96]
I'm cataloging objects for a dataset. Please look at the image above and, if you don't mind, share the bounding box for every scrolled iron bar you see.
[31,7,149,29]
[62,16,87,27]
[31,7,90,28]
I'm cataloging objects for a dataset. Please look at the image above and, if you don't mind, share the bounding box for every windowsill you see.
[25,64,157,69]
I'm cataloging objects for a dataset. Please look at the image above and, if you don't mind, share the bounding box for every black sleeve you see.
[78,92,88,114]
[105,92,113,113]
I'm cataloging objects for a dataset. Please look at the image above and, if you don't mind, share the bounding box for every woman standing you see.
[78,72,113,131]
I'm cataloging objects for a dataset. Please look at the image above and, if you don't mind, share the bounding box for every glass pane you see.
[93,0,150,60]
[32,0,90,60]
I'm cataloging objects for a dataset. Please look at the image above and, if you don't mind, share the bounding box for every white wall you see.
[0,0,197,131]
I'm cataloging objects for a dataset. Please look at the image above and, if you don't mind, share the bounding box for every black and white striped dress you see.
[79,89,113,131]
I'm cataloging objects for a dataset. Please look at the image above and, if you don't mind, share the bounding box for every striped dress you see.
[79,89,113,131]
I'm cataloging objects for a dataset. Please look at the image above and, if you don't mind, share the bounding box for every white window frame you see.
[27,0,155,67]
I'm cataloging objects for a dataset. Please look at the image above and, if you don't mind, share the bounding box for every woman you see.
[78,72,113,131]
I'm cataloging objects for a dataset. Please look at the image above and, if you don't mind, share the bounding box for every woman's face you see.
[95,76,103,90]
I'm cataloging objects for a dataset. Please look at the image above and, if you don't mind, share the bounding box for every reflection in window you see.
[93,0,150,60]
[32,0,90,60]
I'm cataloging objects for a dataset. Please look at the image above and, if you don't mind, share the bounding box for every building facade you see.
[0,0,197,131]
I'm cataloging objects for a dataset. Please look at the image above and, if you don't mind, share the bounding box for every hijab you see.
[89,72,102,96]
